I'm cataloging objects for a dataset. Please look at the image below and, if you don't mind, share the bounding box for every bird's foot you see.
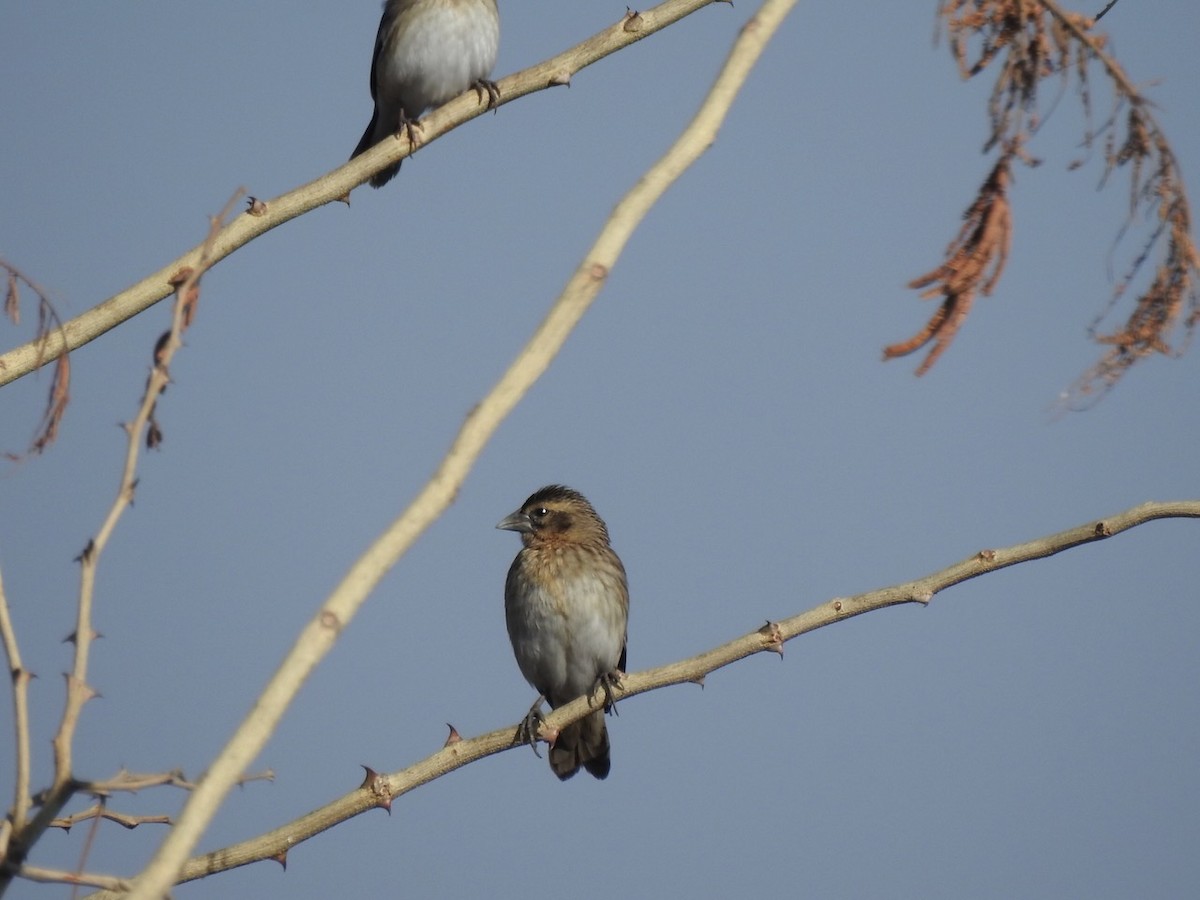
[473,78,501,111]
[592,669,624,716]
[393,110,424,151]
[514,695,553,758]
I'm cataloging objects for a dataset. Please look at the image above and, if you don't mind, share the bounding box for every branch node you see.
[757,620,785,656]
[360,765,392,812]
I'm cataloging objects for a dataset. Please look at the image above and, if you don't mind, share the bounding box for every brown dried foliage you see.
[885,153,1014,375]
[888,0,1198,399]
[1,260,71,458]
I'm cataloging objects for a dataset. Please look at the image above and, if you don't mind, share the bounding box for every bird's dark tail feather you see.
[549,711,610,781]
[350,113,401,189]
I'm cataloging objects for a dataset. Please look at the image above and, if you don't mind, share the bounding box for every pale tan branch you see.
[0,567,33,849]
[76,769,274,797]
[78,499,1200,896]
[0,0,725,391]
[16,863,131,892]
[118,2,796,897]
[50,806,171,832]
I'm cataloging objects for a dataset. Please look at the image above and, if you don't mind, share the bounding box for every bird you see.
[350,0,501,188]
[497,485,629,780]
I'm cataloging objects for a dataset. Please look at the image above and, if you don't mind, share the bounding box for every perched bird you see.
[350,0,501,188]
[497,485,629,780]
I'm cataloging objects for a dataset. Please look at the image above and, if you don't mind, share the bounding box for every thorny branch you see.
[0,192,243,895]
[62,499,1199,897]
[0,568,32,868]
[0,0,726,397]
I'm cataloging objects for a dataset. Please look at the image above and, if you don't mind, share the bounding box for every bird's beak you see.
[496,510,534,534]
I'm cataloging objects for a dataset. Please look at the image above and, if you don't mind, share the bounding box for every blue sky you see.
[2,2,1198,897]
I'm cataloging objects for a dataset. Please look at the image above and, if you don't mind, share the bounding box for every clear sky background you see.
[2,2,1199,897]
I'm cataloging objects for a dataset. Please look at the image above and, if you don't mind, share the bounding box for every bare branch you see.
[50,806,171,832]
[15,863,131,892]
[0,0,726,391]
[0,566,33,846]
[77,500,1200,896]
[78,768,274,797]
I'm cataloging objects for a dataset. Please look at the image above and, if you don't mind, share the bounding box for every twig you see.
[51,806,171,831]
[0,566,33,851]
[16,864,131,892]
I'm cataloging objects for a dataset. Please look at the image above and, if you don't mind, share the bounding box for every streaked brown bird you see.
[497,485,629,780]
[350,0,501,188]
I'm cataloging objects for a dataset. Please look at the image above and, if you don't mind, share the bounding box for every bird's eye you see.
[532,507,549,519]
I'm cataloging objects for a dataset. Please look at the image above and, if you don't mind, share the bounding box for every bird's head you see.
[496,484,610,548]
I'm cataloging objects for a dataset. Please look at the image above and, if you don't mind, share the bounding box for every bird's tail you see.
[350,112,401,189]
[549,710,610,781]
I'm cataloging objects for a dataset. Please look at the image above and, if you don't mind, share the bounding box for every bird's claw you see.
[515,696,548,758]
[592,669,623,716]
[392,110,424,151]
[473,78,501,111]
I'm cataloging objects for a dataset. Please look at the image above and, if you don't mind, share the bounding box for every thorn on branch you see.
[360,765,392,812]
[758,620,784,657]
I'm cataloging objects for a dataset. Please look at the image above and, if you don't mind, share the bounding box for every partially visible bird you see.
[350,0,501,188]
[497,485,629,780]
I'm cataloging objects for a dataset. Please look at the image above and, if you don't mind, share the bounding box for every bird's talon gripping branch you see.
[594,670,623,716]
[515,696,547,758]
[473,78,501,110]
[396,112,423,149]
